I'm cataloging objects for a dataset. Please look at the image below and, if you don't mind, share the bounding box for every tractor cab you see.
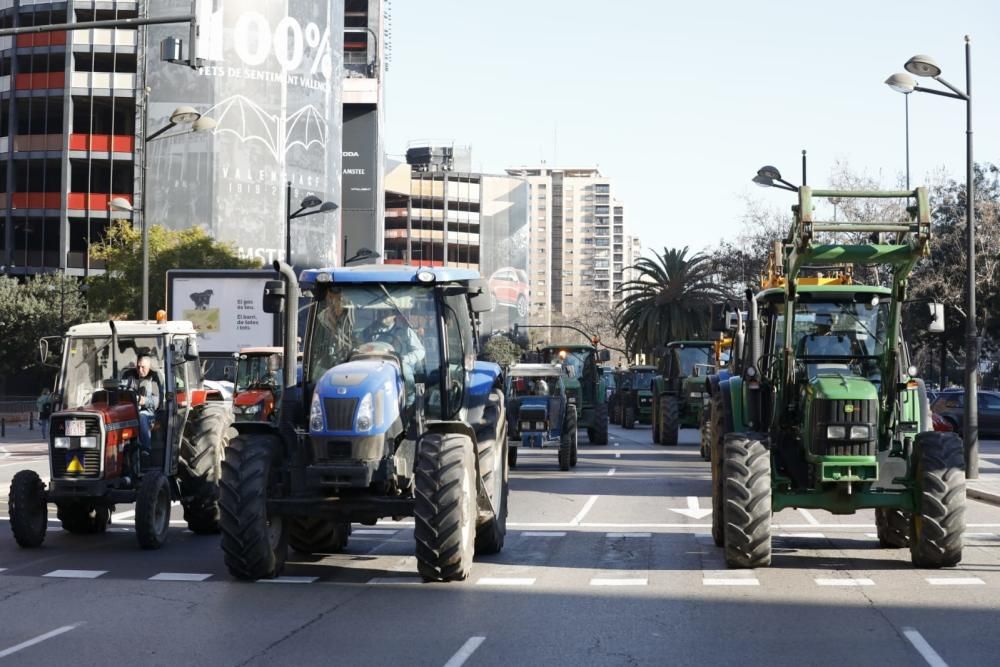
[506,363,577,470]
[232,346,290,423]
[536,344,611,444]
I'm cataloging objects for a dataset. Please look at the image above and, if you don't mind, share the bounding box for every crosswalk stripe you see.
[476,577,535,586]
[149,573,212,582]
[703,578,759,586]
[522,531,567,537]
[590,577,647,586]
[815,578,875,586]
[43,569,106,579]
[926,577,985,586]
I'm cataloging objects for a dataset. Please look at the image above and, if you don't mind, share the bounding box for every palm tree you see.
[614,247,730,356]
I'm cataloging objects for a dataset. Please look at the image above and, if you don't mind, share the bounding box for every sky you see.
[383,0,1000,257]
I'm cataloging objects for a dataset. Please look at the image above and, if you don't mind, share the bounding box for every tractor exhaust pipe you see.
[273,261,299,391]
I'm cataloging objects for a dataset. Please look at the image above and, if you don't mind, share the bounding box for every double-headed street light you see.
[110,106,216,320]
[285,181,338,266]
[885,37,978,478]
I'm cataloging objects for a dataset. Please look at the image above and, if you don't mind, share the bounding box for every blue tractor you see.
[506,363,578,471]
[220,263,509,582]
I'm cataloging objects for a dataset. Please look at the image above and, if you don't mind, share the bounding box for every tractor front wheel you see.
[722,434,771,568]
[623,405,635,430]
[660,396,679,446]
[591,402,609,445]
[910,431,965,568]
[476,388,509,555]
[9,470,47,548]
[135,471,171,550]
[710,392,726,547]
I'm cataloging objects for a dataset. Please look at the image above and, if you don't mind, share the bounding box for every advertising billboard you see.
[145,0,344,269]
[478,175,529,336]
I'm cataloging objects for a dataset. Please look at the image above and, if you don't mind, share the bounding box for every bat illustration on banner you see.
[203,95,329,160]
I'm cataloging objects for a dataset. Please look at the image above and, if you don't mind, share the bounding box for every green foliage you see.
[86,220,261,318]
[0,273,88,378]
[483,334,521,368]
[614,247,730,357]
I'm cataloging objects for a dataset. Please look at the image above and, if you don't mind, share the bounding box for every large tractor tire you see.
[507,446,518,469]
[651,397,661,443]
[220,434,288,580]
[415,432,477,581]
[910,431,965,568]
[289,517,351,554]
[591,402,609,445]
[476,389,509,555]
[179,402,232,535]
[563,407,579,469]
[135,471,171,550]
[9,469,47,548]
[623,405,635,430]
[660,395,679,446]
[709,393,726,547]
[876,508,910,549]
[722,434,772,568]
[57,501,110,534]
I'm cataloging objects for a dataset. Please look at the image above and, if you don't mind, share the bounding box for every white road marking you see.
[815,578,875,586]
[149,572,212,582]
[864,533,878,538]
[902,627,949,667]
[590,577,648,586]
[614,452,621,459]
[256,576,318,584]
[389,556,417,572]
[353,529,398,536]
[443,636,486,667]
[926,577,985,586]
[669,496,712,519]
[0,623,82,659]
[607,532,651,538]
[367,577,424,585]
[570,495,599,526]
[43,569,106,579]
[703,578,759,586]
[475,577,535,586]
[522,531,566,537]
[613,443,619,447]
[607,468,616,476]
[798,508,821,526]
[111,509,136,522]
[778,532,825,539]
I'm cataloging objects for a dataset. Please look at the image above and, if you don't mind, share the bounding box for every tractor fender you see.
[422,421,481,482]
[726,376,749,433]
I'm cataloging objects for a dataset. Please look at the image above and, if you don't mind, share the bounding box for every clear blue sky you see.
[384,0,999,255]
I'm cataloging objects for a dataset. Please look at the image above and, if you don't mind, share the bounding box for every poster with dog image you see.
[168,271,278,354]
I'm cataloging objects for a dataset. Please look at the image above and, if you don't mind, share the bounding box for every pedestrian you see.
[36,388,52,440]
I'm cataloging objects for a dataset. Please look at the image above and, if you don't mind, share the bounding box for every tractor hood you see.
[517,396,551,412]
[809,374,879,402]
[313,359,403,436]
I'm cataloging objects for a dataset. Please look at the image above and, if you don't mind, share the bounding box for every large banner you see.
[478,175,529,336]
[145,0,344,268]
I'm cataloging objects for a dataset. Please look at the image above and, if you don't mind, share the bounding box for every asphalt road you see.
[2,425,1000,666]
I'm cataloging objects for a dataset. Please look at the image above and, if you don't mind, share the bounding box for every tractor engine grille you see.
[518,406,547,423]
[50,416,102,478]
[323,398,358,431]
[810,398,877,457]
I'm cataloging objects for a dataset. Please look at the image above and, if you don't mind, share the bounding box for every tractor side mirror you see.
[263,280,286,314]
[185,336,199,361]
[598,349,611,362]
[467,279,493,314]
[38,338,49,364]
[928,303,945,333]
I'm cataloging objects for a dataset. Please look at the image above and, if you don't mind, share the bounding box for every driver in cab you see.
[363,310,426,403]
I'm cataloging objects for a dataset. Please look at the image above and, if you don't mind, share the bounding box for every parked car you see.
[930,389,1000,436]
[488,267,530,318]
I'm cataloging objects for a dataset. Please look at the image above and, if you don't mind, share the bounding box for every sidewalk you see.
[967,439,1000,506]
[0,418,49,447]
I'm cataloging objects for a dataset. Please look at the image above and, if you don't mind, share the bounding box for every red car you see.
[488,267,529,318]
[932,412,954,432]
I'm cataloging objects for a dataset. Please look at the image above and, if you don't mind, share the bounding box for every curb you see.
[967,485,1000,507]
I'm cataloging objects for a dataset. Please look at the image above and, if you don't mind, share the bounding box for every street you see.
[2,424,1000,666]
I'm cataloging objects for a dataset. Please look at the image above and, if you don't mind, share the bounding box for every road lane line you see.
[607,468,616,476]
[902,627,949,667]
[523,531,566,537]
[703,578,759,586]
[353,529,398,536]
[590,577,647,586]
[614,453,621,459]
[443,636,486,667]
[797,508,821,525]
[925,577,985,586]
[607,532,651,538]
[0,623,82,659]
[43,569,106,579]
[570,495,599,526]
[367,577,424,585]
[255,576,318,584]
[149,573,212,582]
[815,578,874,586]
[475,577,535,586]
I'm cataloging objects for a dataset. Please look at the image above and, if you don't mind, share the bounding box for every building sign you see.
[145,0,344,268]
[342,107,377,211]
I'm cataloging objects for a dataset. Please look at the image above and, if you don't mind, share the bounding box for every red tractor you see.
[232,347,284,423]
[8,318,232,549]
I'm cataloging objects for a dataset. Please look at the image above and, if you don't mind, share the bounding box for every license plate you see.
[66,420,86,437]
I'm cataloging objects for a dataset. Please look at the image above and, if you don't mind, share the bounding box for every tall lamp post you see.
[285,181,338,266]
[885,37,977,478]
[110,106,215,320]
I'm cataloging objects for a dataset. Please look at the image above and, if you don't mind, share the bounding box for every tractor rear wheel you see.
[651,398,661,443]
[57,501,110,534]
[660,396,679,446]
[415,432,477,581]
[876,508,910,548]
[722,434,771,568]
[289,517,351,554]
[220,434,288,580]
[709,393,726,547]
[476,389,509,555]
[135,471,171,550]
[910,431,965,568]
[591,402,609,445]
[9,470,47,548]
[179,402,231,535]
[565,407,579,468]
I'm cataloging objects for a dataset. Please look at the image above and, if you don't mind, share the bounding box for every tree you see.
[614,247,730,357]
[0,273,88,380]
[482,333,521,369]
[710,196,789,296]
[86,220,262,319]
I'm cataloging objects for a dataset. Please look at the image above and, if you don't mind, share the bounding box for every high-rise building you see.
[505,166,630,327]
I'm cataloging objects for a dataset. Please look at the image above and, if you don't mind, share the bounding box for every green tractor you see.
[710,185,964,569]
[535,344,611,445]
[651,341,715,445]
[610,365,657,429]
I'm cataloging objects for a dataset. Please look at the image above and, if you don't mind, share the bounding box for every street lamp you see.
[285,180,338,266]
[110,106,215,320]
[885,37,977,478]
[751,165,798,192]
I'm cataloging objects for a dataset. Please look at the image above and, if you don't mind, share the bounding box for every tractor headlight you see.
[310,393,324,431]
[356,393,373,432]
[53,436,71,449]
[826,425,846,440]
[521,422,532,431]
[849,425,871,440]
[690,392,702,399]
[536,421,545,430]
[79,436,98,449]
[244,403,262,415]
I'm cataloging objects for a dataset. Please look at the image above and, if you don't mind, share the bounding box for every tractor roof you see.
[509,363,566,378]
[67,320,198,337]
[299,265,480,290]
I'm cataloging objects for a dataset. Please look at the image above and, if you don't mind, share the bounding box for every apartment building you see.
[505,166,633,327]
